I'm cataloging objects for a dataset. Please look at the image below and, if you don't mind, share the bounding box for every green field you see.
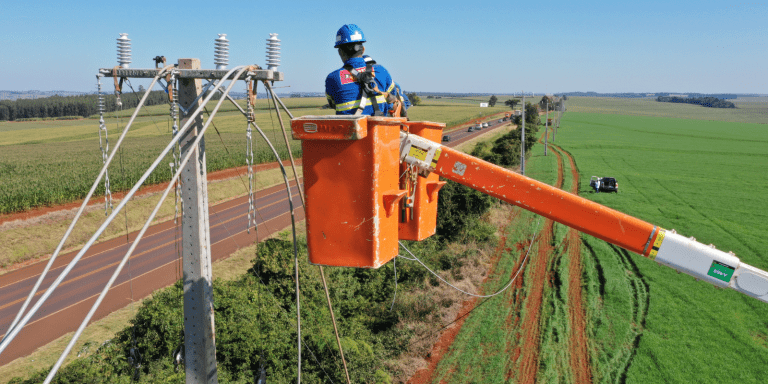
[557,110,768,382]
[0,96,505,214]
[427,98,768,383]
[566,96,768,124]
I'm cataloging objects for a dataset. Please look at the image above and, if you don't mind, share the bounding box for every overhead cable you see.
[1,66,174,345]
[41,65,251,384]
[0,65,247,357]
[397,217,541,299]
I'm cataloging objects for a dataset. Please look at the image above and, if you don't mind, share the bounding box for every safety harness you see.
[343,60,405,117]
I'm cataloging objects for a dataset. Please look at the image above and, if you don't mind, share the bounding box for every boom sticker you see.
[648,230,666,260]
[408,145,429,162]
[708,261,735,283]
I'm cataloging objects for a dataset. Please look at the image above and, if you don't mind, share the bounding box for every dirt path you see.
[407,208,520,384]
[554,143,593,384]
[517,136,564,384]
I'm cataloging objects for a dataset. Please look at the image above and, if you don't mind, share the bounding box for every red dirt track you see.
[557,144,593,383]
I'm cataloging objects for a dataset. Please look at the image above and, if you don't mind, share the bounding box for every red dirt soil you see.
[558,145,593,383]
[0,159,302,227]
[407,208,519,384]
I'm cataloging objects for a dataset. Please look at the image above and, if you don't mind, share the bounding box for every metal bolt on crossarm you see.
[214,34,229,70]
[117,33,131,68]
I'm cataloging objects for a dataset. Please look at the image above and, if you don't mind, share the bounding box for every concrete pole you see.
[521,91,525,175]
[178,58,218,384]
[544,99,549,155]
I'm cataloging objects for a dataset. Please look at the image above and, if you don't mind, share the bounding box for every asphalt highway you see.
[0,115,510,365]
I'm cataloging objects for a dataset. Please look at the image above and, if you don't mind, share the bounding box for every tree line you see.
[0,90,174,121]
[656,96,736,109]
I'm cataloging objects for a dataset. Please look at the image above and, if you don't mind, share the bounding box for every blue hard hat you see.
[334,24,366,48]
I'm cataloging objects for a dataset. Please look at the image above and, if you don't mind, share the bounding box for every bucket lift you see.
[291,116,768,304]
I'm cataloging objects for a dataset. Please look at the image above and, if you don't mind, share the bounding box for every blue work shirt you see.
[325,57,395,115]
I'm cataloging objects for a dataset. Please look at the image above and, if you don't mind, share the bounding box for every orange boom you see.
[291,116,768,304]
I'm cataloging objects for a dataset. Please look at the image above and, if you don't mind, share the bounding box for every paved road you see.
[0,116,510,365]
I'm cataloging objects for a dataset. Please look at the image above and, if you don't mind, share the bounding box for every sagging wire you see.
[96,75,114,215]
[246,76,256,233]
[0,66,174,347]
[389,257,398,312]
[248,119,302,384]
[40,65,250,383]
[169,75,183,282]
[397,216,542,299]
[266,84,351,384]
[401,215,542,349]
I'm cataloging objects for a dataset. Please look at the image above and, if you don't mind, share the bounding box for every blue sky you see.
[1,0,766,94]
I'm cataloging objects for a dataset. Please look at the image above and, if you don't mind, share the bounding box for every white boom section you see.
[652,230,768,303]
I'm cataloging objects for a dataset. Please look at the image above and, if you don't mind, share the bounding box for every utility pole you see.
[521,91,525,175]
[178,58,218,384]
[544,98,549,156]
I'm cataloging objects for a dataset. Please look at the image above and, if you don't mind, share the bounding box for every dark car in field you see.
[589,176,618,193]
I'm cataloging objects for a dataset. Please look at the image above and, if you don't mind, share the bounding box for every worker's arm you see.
[399,132,768,304]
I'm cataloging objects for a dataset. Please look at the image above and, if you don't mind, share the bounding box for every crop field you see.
[556,111,768,383]
[0,96,504,215]
[421,100,768,383]
[566,96,768,124]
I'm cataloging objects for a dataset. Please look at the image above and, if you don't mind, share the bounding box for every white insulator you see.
[266,33,280,71]
[117,33,131,68]
[214,34,229,70]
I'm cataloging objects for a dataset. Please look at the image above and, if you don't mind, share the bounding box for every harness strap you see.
[343,62,385,116]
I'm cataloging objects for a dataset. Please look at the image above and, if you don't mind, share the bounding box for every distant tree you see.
[138,84,146,93]
[488,95,498,107]
[427,95,434,99]
[524,102,541,125]
[504,99,520,109]
[407,92,421,106]
[539,96,554,110]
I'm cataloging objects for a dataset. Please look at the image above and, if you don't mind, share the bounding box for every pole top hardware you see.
[98,67,283,82]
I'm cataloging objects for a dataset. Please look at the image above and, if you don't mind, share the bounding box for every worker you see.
[325,24,402,116]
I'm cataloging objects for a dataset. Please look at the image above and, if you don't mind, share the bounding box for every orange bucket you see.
[398,121,447,241]
[291,115,406,268]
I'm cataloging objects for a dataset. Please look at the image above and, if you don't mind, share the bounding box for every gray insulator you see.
[117,33,131,68]
[214,34,230,70]
[266,33,280,71]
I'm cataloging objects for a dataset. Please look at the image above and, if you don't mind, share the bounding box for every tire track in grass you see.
[552,143,593,384]
[407,208,521,384]
[518,135,563,384]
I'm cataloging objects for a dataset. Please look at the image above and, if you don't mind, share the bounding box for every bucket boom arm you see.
[399,131,768,304]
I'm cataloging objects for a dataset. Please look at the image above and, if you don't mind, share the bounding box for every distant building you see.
[480,103,489,107]
[646,93,655,97]
[669,94,688,98]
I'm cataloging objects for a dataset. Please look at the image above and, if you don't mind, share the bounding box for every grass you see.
[0,166,300,270]
[565,96,768,124]
[555,111,768,383]
[0,97,506,215]
[431,131,554,383]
